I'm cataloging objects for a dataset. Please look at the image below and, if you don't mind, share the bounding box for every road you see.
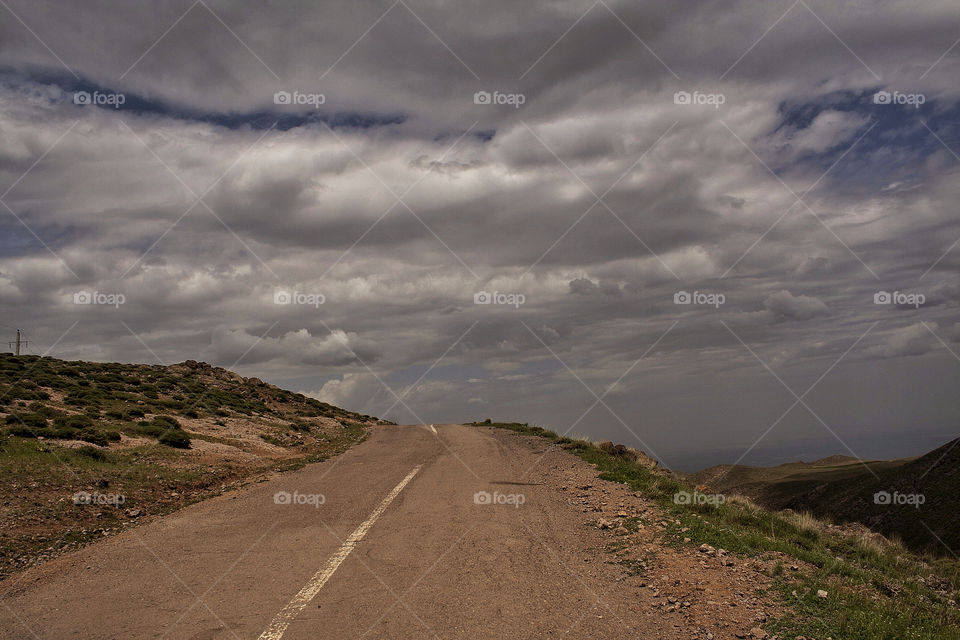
[0,424,760,639]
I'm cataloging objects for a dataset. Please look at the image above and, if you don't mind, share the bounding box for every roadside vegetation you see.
[471,420,960,640]
[0,353,382,580]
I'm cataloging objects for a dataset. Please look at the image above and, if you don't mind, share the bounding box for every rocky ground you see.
[530,442,783,639]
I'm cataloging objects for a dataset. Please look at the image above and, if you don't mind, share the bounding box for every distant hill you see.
[685,440,959,555]
[0,353,387,578]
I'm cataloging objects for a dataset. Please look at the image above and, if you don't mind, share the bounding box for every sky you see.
[1,0,958,470]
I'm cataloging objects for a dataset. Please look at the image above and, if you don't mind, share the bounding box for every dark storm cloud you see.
[1,0,959,469]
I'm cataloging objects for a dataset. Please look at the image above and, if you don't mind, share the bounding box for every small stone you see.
[817,589,828,599]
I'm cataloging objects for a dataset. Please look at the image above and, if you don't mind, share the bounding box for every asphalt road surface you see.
[0,424,687,639]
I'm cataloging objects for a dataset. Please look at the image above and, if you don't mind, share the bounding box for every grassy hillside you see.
[0,353,387,579]
[795,440,960,555]
[472,421,960,640]
[685,442,957,555]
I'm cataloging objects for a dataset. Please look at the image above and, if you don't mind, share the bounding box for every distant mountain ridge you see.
[685,439,959,555]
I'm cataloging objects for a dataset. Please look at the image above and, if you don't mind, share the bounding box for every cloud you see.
[762,290,830,322]
[866,322,936,358]
[773,109,871,158]
[568,277,598,295]
[1,0,959,468]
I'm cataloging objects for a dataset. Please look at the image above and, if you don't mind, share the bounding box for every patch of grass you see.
[158,430,191,449]
[5,412,48,428]
[472,421,960,640]
[260,433,283,446]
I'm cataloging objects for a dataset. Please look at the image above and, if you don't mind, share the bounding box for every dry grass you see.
[726,493,764,515]
[785,509,829,535]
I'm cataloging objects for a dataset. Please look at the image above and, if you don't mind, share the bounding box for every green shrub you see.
[152,415,182,430]
[75,445,109,460]
[5,412,48,428]
[130,422,164,437]
[158,430,190,448]
[64,390,103,406]
[78,429,109,447]
[53,415,94,430]
[5,386,49,401]
[27,402,58,417]
[6,425,37,438]
[49,426,80,439]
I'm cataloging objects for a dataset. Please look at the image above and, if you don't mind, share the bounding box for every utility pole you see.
[7,329,27,356]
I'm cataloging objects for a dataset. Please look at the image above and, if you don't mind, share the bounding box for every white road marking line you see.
[257,465,423,640]
[429,424,437,435]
